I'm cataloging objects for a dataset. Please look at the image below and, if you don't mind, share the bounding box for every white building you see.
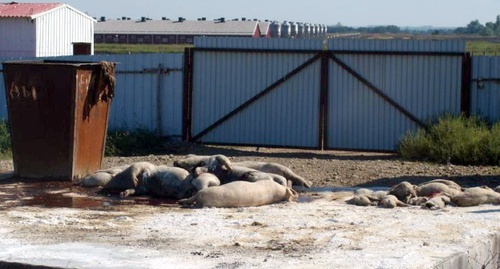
[0,2,96,57]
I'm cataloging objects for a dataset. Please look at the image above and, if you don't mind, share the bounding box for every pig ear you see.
[215,155,232,171]
[286,188,299,201]
[194,166,208,177]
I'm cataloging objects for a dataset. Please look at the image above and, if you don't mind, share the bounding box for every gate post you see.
[183,47,194,141]
[319,51,329,150]
[461,52,472,117]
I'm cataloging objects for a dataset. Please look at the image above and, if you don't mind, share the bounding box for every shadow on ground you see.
[161,141,398,162]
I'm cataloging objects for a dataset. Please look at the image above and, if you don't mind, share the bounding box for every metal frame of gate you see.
[184,47,325,149]
[184,46,471,152]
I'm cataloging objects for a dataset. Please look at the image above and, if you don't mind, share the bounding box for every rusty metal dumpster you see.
[2,60,116,181]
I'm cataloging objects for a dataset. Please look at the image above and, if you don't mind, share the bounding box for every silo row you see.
[269,21,327,38]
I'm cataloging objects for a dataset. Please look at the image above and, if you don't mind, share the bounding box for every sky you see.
[17,0,500,28]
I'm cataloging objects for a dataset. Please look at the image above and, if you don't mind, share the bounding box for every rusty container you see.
[2,60,116,181]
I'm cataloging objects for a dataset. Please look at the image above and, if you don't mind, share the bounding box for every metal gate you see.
[325,40,467,150]
[186,47,324,149]
[186,38,468,151]
[470,56,500,122]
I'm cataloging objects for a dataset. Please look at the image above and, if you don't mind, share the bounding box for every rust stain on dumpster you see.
[2,61,116,182]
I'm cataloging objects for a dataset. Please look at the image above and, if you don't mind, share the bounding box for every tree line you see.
[328,15,500,36]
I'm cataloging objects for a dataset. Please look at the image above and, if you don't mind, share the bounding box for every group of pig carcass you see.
[80,154,311,208]
[81,154,500,209]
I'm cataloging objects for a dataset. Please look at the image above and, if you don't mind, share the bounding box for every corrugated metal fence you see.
[188,39,324,148]
[1,53,185,137]
[188,38,468,151]
[325,39,465,151]
[470,56,500,122]
[1,37,500,151]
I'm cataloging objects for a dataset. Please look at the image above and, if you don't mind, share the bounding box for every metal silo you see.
[320,24,327,37]
[270,21,281,38]
[309,23,315,38]
[297,22,304,38]
[311,23,316,38]
[280,21,291,38]
[290,21,298,38]
[303,23,311,38]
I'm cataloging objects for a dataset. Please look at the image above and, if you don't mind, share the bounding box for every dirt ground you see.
[1,142,500,189]
[103,142,500,189]
[0,142,499,269]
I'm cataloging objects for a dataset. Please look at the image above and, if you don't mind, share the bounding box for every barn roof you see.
[95,19,261,36]
[0,2,95,21]
[0,2,61,18]
[259,21,270,34]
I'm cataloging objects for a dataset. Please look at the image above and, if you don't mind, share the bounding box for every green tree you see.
[454,19,487,35]
[466,20,486,34]
[494,15,500,35]
[454,26,467,34]
[327,23,356,33]
[480,27,495,36]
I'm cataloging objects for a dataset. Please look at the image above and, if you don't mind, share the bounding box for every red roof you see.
[0,2,61,18]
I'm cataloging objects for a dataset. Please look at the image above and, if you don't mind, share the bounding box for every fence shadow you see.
[163,141,398,162]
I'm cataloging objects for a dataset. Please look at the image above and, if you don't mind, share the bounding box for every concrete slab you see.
[0,187,499,269]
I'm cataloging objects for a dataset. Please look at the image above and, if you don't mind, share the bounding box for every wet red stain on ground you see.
[0,172,178,209]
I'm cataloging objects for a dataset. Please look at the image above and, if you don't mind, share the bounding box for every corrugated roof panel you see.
[95,20,259,35]
[258,21,270,34]
[0,2,61,18]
